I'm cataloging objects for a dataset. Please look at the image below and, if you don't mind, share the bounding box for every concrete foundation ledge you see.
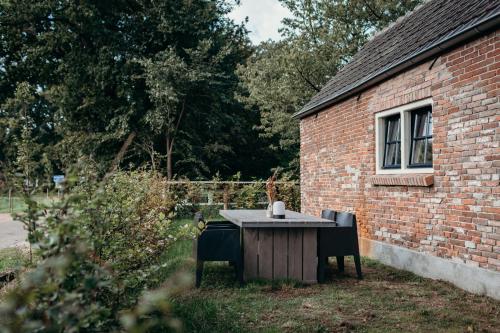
[359,238,500,300]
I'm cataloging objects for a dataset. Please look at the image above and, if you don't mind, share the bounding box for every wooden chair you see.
[193,213,243,287]
[318,210,362,282]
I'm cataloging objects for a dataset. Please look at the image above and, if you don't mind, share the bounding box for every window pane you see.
[387,117,400,142]
[414,112,428,138]
[396,143,401,165]
[425,138,433,164]
[427,112,433,136]
[385,143,395,166]
[409,107,433,167]
[384,143,400,167]
[411,139,426,164]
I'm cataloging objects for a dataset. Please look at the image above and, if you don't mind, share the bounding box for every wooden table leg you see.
[288,229,303,280]
[273,229,288,279]
[243,228,259,280]
[302,228,318,283]
[258,229,273,279]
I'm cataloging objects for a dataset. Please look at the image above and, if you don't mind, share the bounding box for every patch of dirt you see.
[259,285,319,299]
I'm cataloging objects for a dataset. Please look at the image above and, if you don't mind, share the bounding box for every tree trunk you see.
[103,131,136,181]
[166,134,173,180]
[165,100,185,180]
[150,146,156,171]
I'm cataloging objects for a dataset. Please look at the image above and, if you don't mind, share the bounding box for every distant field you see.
[0,195,61,213]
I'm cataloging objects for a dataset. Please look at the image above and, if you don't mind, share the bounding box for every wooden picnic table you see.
[219,209,335,283]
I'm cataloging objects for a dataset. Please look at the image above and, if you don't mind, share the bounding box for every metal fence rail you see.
[0,181,300,214]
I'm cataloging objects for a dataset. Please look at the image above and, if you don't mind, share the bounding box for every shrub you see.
[275,173,300,211]
[234,182,265,209]
[0,171,199,332]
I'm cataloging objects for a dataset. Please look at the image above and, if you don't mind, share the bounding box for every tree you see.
[239,0,423,174]
[140,49,191,180]
[0,82,51,189]
[0,0,274,180]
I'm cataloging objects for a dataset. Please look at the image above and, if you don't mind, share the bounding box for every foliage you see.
[0,0,277,181]
[238,0,423,172]
[0,82,52,189]
[169,175,301,218]
[0,171,199,332]
[0,171,299,332]
[234,182,264,209]
[275,173,301,211]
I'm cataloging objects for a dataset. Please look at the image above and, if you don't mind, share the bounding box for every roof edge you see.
[293,9,500,120]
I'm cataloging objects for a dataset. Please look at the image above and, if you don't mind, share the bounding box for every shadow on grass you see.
[161,238,500,333]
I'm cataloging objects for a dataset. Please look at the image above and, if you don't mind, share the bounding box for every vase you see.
[266,203,273,218]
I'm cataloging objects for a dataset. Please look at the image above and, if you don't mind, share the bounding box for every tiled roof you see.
[295,0,500,119]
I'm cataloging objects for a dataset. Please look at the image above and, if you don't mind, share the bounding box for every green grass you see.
[0,247,30,273]
[0,195,61,213]
[1,217,498,332]
[163,238,500,333]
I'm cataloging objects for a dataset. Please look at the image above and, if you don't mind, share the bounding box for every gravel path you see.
[0,214,28,249]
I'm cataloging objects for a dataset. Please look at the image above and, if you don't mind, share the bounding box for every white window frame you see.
[375,98,434,175]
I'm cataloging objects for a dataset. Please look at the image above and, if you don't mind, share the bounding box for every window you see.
[383,115,401,168]
[409,107,432,167]
[375,98,433,174]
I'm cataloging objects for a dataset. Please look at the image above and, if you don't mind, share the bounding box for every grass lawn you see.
[0,195,60,213]
[164,239,500,333]
[0,247,30,273]
[1,219,498,332]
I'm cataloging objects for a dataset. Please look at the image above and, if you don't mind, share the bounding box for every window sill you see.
[376,167,434,175]
[369,174,434,187]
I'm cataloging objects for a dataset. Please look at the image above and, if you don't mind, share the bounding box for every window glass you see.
[383,115,401,168]
[411,140,426,163]
[426,138,433,162]
[414,112,428,137]
[384,142,400,166]
[409,108,432,167]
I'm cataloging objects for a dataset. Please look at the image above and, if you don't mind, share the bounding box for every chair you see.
[318,210,362,282]
[321,209,336,221]
[193,213,243,287]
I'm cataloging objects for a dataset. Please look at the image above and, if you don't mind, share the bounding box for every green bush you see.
[275,174,300,212]
[171,172,300,218]
[234,182,265,209]
[0,171,199,332]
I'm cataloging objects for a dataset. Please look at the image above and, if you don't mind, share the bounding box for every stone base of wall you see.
[359,238,500,300]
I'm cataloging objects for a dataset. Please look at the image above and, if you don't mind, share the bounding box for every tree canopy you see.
[238,0,422,171]
[0,0,275,183]
[0,0,422,184]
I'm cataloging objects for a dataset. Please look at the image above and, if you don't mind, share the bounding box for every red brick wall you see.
[300,29,499,271]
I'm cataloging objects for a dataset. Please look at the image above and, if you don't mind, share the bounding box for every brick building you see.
[294,0,500,299]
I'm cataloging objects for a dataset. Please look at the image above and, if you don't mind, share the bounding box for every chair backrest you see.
[336,212,355,227]
[321,209,336,221]
[194,212,205,224]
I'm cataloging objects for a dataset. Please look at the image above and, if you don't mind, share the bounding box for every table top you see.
[219,209,336,228]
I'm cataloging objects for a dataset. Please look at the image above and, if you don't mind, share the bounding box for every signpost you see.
[53,175,64,198]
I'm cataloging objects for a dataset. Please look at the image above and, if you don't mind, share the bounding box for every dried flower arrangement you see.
[266,169,278,205]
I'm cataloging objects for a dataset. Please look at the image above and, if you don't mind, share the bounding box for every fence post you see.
[8,188,12,213]
[223,185,229,210]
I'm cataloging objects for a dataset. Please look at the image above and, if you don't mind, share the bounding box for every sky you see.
[227,0,291,44]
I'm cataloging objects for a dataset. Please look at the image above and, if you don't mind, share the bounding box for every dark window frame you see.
[382,114,401,169]
[408,106,433,168]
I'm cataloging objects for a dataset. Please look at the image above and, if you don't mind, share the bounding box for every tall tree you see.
[0,0,272,180]
[0,82,52,188]
[239,0,423,175]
